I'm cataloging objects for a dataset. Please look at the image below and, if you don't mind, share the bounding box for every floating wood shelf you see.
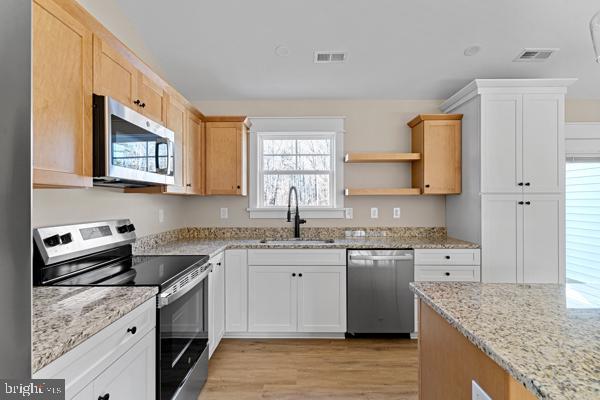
[344,188,421,196]
[344,152,421,163]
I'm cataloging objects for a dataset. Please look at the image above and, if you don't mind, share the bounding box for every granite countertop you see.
[32,286,158,373]
[410,282,600,400]
[134,236,479,257]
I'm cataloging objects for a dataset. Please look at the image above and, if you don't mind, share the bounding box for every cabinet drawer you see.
[33,298,156,398]
[248,249,346,266]
[415,265,480,282]
[414,249,480,266]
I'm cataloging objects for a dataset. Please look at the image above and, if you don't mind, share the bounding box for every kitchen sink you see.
[258,239,335,244]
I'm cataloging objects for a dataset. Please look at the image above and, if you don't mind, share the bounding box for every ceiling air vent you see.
[513,48,558,62]
[314,51,347,63]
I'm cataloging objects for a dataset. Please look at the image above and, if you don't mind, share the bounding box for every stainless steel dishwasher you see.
[347,249,414,334]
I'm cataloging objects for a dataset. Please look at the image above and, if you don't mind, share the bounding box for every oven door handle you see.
[158,265,211,308]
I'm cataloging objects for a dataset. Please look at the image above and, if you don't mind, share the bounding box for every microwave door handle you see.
[167,141,174,177]
[155,139,168,174]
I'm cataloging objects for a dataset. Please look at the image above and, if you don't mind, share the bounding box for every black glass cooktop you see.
[50,254,209,289]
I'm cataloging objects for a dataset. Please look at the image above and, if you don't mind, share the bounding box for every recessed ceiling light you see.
[464,46,481,56]
[274,45,291,57]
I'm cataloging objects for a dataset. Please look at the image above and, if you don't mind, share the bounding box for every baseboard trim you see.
[224,332,346,339]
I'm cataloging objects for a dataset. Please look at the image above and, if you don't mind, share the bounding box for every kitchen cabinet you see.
[185,110,205,195]
[208,252,225,358]
[163,92,188,193]
[205,118,249,195]
[225,250,248,333]
[409,114,462,194]
[136,71,167,125]
[297,266,346,332]
[481,194,562,283]
[481,94,564,194]
[33,0,93,188]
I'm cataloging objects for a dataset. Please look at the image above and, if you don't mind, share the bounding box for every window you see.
[248,118,345,218]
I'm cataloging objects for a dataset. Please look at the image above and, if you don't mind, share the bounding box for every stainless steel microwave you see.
[93,95,175,187]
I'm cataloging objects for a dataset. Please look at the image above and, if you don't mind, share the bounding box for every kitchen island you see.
[410,282,600,400]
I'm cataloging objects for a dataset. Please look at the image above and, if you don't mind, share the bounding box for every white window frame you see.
[247,117,345,219]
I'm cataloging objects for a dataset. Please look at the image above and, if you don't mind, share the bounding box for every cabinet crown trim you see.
[407,114,463,128]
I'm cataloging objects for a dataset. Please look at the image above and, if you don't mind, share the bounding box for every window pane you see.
[263,155,296,171]
[263,139,295,155]
[297,139,330,155]
[298,155,330,171]
[263,174,330,207]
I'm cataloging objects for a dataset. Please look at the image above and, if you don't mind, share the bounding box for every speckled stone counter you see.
[134,236,478,257]
[410,282,600,400]
[32,286,158,373]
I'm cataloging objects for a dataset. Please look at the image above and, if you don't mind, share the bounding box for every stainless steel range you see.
[33,220,210,400]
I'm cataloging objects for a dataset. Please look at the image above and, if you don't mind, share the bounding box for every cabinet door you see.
[522,94,564,194]
[215,260,226,346]
[164,94,187,193]
[33,0,93,188]
[481,94,523,193]
[92,35,138,109]
[423,120,461,194]
[205,122,246,195]
[248,266,297,332]
[523,195,562,283]
[138,72,166,125]
[297,266,346,332]
[481,194,523,283]
[93,329,155,400]
[208,268,216,358]
[225,250,248,332]
[185,111,204,195]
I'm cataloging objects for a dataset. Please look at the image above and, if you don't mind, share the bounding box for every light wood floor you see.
[199,338,418,400]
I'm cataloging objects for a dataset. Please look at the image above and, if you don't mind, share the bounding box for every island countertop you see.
[410,282,600,400]
[32,286,158,373]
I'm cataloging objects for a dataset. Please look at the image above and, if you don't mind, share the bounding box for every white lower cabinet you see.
[297,266,346,333]
[208,252,225,358]
[34,298,156,400]
[224,249,248,333]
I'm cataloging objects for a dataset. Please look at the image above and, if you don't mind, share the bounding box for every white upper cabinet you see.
[481,94,523,194]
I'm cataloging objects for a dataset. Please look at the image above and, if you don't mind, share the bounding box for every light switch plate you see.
[220,208,229,219]
[345,208,353,219]
[472,381,492,400]
[370,207,379,219]
[393,207,401,219]
[158,208,165,223]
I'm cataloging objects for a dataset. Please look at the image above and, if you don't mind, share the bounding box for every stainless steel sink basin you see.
[258,239,335,244]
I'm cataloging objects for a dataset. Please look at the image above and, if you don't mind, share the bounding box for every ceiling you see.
[91,0,600,100]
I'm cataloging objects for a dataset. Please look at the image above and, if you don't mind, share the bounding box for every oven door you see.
[94,95,175,185]
[158,275,208,400]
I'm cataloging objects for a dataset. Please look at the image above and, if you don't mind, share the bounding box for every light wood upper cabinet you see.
[409,114,462,194]
[164,93,187,193]
[92,35,138,109]
[185,111,205,195]
[33,0,93,188]
[137,72,167,125]
[205,118,249,196]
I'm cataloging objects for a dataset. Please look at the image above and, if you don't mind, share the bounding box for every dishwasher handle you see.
[349,254,413,261]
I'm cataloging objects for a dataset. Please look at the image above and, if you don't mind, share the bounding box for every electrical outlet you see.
[393,207,401,219]
[158,208,165,223]
[370,207,379,219]
[345,208,353,219]
[472,381,492,400]
[220,208,229,219]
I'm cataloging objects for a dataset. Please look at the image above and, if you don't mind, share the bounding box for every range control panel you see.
[34,219,136,265]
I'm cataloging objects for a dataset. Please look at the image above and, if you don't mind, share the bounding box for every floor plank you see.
[199,338,418,400]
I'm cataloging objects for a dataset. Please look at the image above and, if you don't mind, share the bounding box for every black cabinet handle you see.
[127,326,137,335]
[525,201,531,205]
[298,273,303,277]
[444,272,450,276]
[292,273,296,277]
[444,255,450,260]
[425,184,430,188]
[518,201,524,205]
[98,394,110,400]
[518,182,523,186]
[525,182,530,186]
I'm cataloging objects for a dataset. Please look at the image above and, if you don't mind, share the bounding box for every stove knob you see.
[127,224,136,232]
[116,224,129,234]
[43,234,61,247]
[59,233,72,244]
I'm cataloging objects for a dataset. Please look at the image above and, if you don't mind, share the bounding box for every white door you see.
[522,94,564,194]
[225,250,248,332]
[93,329,155,400]
[481,94,523,193]
[248,266,297,332]
[208,268,216,357]
[523,194,563,283]
[297,266,346,333]
[481,194,523,283]
[214,259,226,348]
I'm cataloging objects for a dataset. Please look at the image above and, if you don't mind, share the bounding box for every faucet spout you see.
[287,186,306,238]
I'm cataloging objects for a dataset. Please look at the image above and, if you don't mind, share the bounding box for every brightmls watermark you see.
[0,380,64,399]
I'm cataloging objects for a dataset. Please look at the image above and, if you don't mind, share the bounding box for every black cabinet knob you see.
[425,184,430,188]
[237,185,241,189]
[217,262,222,266]
[43,234,61,247]
[127,326,137,335]
[298,273,303,277]
[444,255,450,260]
[518,201,524,205]
[525,182,530,186]
[292,273,296,277]
[133,99,141,105]
[518,182,524,186]
[525,201,531,205]
[444,272,450,276]
[98,394,110,400]
[140,102,146,108]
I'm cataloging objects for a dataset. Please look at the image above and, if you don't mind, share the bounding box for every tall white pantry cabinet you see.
[442,79,576,284]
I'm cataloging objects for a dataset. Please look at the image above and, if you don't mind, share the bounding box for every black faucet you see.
[287,186,306,238]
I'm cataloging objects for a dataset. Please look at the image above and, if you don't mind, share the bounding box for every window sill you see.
[247,208,346,219]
